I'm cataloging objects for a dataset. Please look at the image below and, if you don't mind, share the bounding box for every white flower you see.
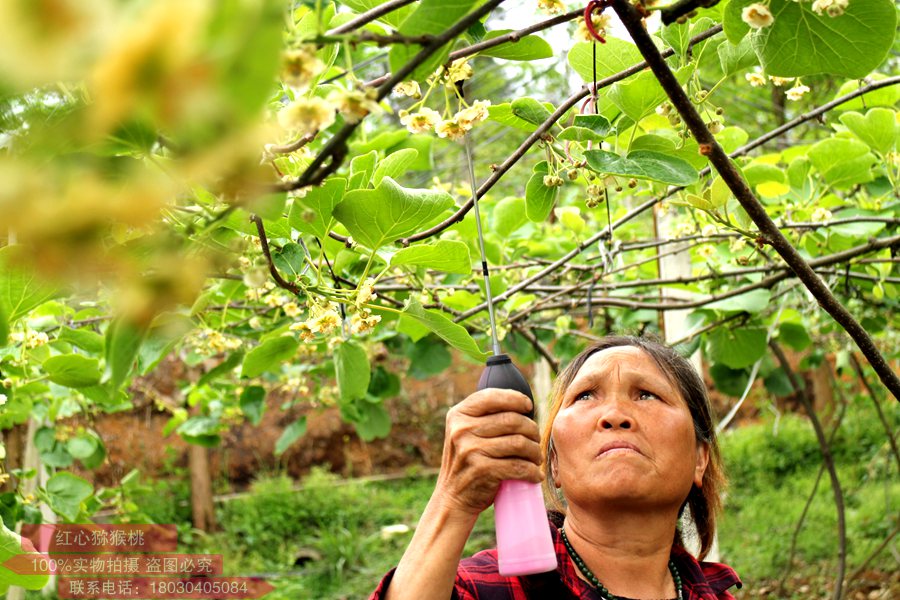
[811,207,832,222]
[741,3,775,28]
[769,76,794,87]
[785,84,810,101]
[357,278,377,306]
[455,100,491,130]
[399,107,441,134]
[745,72,767,87]
[393,81,421,98]
[0,394,7,406]
[328,88,380,124]
[702,224,718,237]
[576,13,612,42]
[281,46,323,89]
[812,0,849,16]
[697,245,716,259]
[444,58,473,84]
[537,0,566,15]
[436,118,466,141]
[283,302,302,318]
[278,97,336,134]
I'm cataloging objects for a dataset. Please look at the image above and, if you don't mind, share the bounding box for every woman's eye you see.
[638,390,661,401]
[574,390,592,402]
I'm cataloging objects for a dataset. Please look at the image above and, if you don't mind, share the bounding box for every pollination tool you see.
[465,136,557,576]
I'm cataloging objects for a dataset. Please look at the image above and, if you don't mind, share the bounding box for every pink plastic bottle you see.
[478,355,558,576]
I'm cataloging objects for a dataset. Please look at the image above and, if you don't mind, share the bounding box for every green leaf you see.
[661,21,692,56]
[557,126,605,142]
[839,109,897,156]
[750,0,898,78]
[104,320,145,391]
[372,148,419,186]
[568,39,644,82]
[351,401,391,441]
[43,355,102,388]
[45,472,93,522]
[388,0,479,80]
[274,417,307,456]
[335,340,370,402]
[391,240,472,274]
[493,197,527,237]
[722,0,752,45]
[706,289,772,313]
[388,135,433,170]
[832,76,900,111]
[333,177,455,250]
[778,322,812,351]
[241,336,299,378]
[239,385,266,426]
[368,366,401,399]
[487,103,543,132]
[348,150,377,190]
[66,434,99,460]
[407,336,452,379]
[707,327,768,369]
[198,351,245,387]
[0,519,49,592]
[808,138,877,189]
[717,36,758,75]
[525,172,558,222]
[137,314,194,376]
[177,417,221,447]
[402,299,487,362]
[341,0,414,29]
[510,97,553,126]
[608,71,666,122]
[584,150,699,186]
[0,304,7,348]
[57,328,104,355]
[0,246,56,324]
[479,30,553,61]
[273,243,307,279]
[289,178,346,240]
[573,115,612,136]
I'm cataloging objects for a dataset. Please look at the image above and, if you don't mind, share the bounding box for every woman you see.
[370,336,741,599]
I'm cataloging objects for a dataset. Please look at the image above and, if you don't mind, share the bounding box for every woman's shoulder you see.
[671,546,742,599]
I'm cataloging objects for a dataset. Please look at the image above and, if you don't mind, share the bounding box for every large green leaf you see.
[839,109,898,156]
[45,472,93,522]
[43,355,102,388]
[401,299,487,362]
[388,0,479,81]
[584,150,699,186]
[57,327,104,355]
[707,327,768,369]
[492,197,528,237]
[747,0,897,78]
[391,240,472,274]
[239,385,266,426]
[274,417,307,456]
[510,98,554,126]
[0,519,49,592]
[333,177,455,250]
[289,178,346,240]
[568,39,644,82]
[717,36,758,76]
[335,340,370,402]
[487,103,543,132]
[104,320,145,391]
[706,289,771,313]
[479,30,553,61]
[372,149,420,186]
[241,336,299,378]
[525,171,558,223]
[807,138,876,189]
[351,400,391,441]
[0,246,56,324]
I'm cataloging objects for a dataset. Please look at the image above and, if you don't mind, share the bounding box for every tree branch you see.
[511,324,559,374]
[250,214,301,296]
[327,0,419,35]
[612,0,900,402]
[448,8,583,62]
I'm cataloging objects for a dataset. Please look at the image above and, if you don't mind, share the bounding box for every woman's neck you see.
[562,507,679,599]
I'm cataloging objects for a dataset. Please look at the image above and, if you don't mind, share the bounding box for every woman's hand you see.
[434,388,544,518]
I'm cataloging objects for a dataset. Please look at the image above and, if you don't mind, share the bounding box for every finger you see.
[462,411,541,442]
[453,388,533,418]
[473,434,543,465]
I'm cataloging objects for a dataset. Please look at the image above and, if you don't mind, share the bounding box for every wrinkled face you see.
[550,346,708,512]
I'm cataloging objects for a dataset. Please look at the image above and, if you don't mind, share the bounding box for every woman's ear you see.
[693,441,710,488]
[549,440,561,488]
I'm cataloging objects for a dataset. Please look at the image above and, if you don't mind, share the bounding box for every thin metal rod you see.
[465,136,501,356]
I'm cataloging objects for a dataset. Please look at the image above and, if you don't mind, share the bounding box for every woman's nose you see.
[598,407,633,430]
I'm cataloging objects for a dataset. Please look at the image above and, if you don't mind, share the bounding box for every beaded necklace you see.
[559,528,683,600]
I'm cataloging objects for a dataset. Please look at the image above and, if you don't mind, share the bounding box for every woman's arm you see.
[384,388,543,600]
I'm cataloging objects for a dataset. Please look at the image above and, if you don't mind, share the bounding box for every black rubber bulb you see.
[477,354,534,419]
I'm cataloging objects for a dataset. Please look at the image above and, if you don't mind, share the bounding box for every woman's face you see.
[550,346,708,512]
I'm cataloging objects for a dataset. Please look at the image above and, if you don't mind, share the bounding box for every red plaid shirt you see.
[369,519,741,600]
